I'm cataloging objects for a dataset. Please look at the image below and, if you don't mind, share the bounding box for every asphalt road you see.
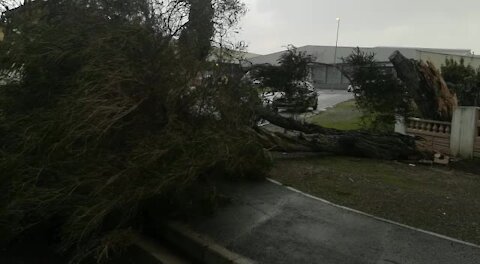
[185,180,480,264]
[315,89,354,112]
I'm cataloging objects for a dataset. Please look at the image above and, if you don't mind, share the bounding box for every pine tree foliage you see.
[0,0,269,261]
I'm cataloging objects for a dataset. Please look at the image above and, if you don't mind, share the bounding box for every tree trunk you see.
[256,107,420,160]
[389,51,458,121]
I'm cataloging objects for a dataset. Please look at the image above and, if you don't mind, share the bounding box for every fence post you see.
[450,107,479,159]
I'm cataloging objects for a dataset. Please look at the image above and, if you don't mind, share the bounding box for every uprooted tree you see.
[389,51,458,121]
[265,48,464,162]
[245,46,419,159]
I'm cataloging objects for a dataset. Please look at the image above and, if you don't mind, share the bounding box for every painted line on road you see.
[266,178,480,249]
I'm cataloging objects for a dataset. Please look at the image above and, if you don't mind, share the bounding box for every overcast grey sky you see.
[236,0,480,55]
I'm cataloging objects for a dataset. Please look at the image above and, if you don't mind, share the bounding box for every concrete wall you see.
[401,108,480,159]
[405,118,452,155]
[415,133,451,155]
[310,64,348,90]
[311,65,327,84]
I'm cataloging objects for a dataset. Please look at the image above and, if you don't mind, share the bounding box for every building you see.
[248,46,480,90]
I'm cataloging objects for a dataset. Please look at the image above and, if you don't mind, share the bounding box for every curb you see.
[267,178,480,249]
[131,233,190,264]
[157,222,255,264]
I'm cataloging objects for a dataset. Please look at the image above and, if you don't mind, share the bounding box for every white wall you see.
[450,107,479,159]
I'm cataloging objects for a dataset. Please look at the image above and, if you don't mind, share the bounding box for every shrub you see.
[342,48,411,132]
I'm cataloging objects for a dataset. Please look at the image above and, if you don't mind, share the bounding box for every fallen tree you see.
[247,47,420,160]
[255,49,463,160]
[250,49,464,161]
[255,107,420,160]
[389,51,458,121]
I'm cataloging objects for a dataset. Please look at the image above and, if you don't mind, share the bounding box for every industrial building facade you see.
[249,46,480,90]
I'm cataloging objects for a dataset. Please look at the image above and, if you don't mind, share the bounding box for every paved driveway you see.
[186,180,480,264]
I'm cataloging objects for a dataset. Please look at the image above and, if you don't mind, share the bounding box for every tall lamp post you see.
[332,17,341,91]
[333,17,341,66]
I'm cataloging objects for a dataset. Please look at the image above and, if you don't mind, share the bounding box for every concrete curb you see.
[159,222,256,264]
[131,233,190,264]
[267,178,480,249]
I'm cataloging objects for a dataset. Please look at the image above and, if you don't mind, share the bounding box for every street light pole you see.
[333,17,341,66]
[331,17,341,91]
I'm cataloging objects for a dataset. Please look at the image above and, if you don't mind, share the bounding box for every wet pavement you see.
[185,180,480,264]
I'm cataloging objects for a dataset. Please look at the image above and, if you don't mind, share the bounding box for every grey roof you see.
[208,48,262,64]
[248,45,474,66]
[243,52,262,59]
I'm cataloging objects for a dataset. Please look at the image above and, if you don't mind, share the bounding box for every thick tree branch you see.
[255,107,421,160]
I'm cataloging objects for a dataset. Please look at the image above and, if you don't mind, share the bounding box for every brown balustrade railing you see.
[407,118,451,135]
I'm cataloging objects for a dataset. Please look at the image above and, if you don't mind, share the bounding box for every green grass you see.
[308,100,364,130]
[270,155,480,245]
